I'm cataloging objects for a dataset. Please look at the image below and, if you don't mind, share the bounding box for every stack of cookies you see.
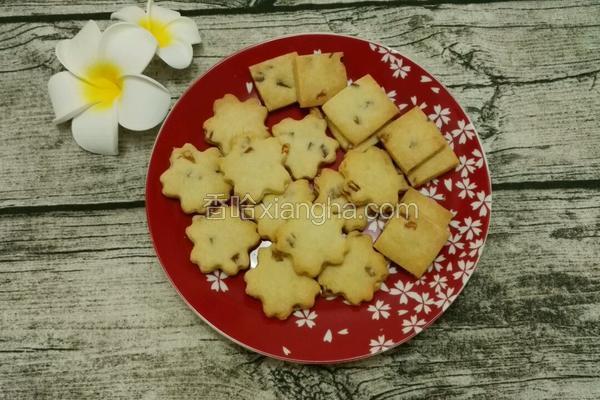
[159,51,460,320]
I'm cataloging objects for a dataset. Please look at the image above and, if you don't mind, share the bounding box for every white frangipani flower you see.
[48,20,171,155]
[112,0,201,69]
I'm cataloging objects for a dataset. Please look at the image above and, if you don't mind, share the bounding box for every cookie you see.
[326,116,351,150]
[203,94,270,153]
[272,114,338,179]
[160,144,231,214]
[244,247,321,319]
[351,134,379,153]
[339,146,409,209]
[407,144,459,187]
[322,74,398,145]
[249,52,298,111]
[379,106,447,173]
[318,232,388,304]
[400,187,453,227]
[220,136,291,203]
[275,204,347,277]
[185,206,260,276]
[314,168,349,213]
[251,179,314,241]
[294,52,347,107]
[374,214,449,278]
[342,206,370,233]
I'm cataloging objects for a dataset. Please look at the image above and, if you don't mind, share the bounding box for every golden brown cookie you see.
[322,74,398,145]
[244,247,321,319]
[249,52,298,111]
[294,52,347,107]
[339,146,409,209]
[220,136,291,203]
[185,206,260,276]
[272,114,338,179]
[251,179,315,241]
[160,143,231,214]
[275,204,347,277]
[374,214,449,278]
[379,106,447,173]
[203,94,269,153]
[318,232,389,304]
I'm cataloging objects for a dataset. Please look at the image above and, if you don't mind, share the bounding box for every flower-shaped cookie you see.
[185,206,260,276]
[275,204,347,277]
[272,114,338,179]
[340,146,409,209]
[220,136,291,203]
[314,168,350,213]
[318,232,389,305]
[160,143,230,214]
[203,94,270,154]
[244,247,321,319]
[250,179,314,241]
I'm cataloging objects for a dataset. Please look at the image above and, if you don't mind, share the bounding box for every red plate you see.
[145,34,492,364]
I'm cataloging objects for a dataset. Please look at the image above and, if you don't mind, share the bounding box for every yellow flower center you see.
[139,17,172,48]
[82,62,123,109]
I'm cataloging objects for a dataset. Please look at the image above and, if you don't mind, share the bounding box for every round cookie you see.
[159,143,231,214]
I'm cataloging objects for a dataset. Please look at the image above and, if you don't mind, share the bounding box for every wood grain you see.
[0,187,599,399]
[0,0,255,18]
[1,1,599,209]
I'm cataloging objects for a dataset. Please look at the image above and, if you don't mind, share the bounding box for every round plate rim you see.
[145,33,493,364]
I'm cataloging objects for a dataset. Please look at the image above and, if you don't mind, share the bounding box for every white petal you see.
[149,5,181,24]
[99,23,157,75]
[55,20,101,79]
[48,71,95,123]
[111,6,146,23]
[157,40,193,69]
[118,74,170,131]
[168,17,201,44]
[72,104,119,155]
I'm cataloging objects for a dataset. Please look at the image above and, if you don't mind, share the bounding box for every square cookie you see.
[322,74,398,145]
[249,52,298,111]
[399,187,453,227]
[294,52,347,108]
[407,144,459,187]
[374,215,449,278]
[379,106,447,173]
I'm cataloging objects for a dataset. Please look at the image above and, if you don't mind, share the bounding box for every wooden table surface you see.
[1,0,599,398]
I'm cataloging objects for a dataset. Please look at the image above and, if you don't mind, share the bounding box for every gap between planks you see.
[0,0,570,24]
[0,179,598,216]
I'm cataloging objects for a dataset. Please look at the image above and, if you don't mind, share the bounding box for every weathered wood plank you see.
[1,1,599,209]
[0,0,253,18]
[0,188,599,398]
